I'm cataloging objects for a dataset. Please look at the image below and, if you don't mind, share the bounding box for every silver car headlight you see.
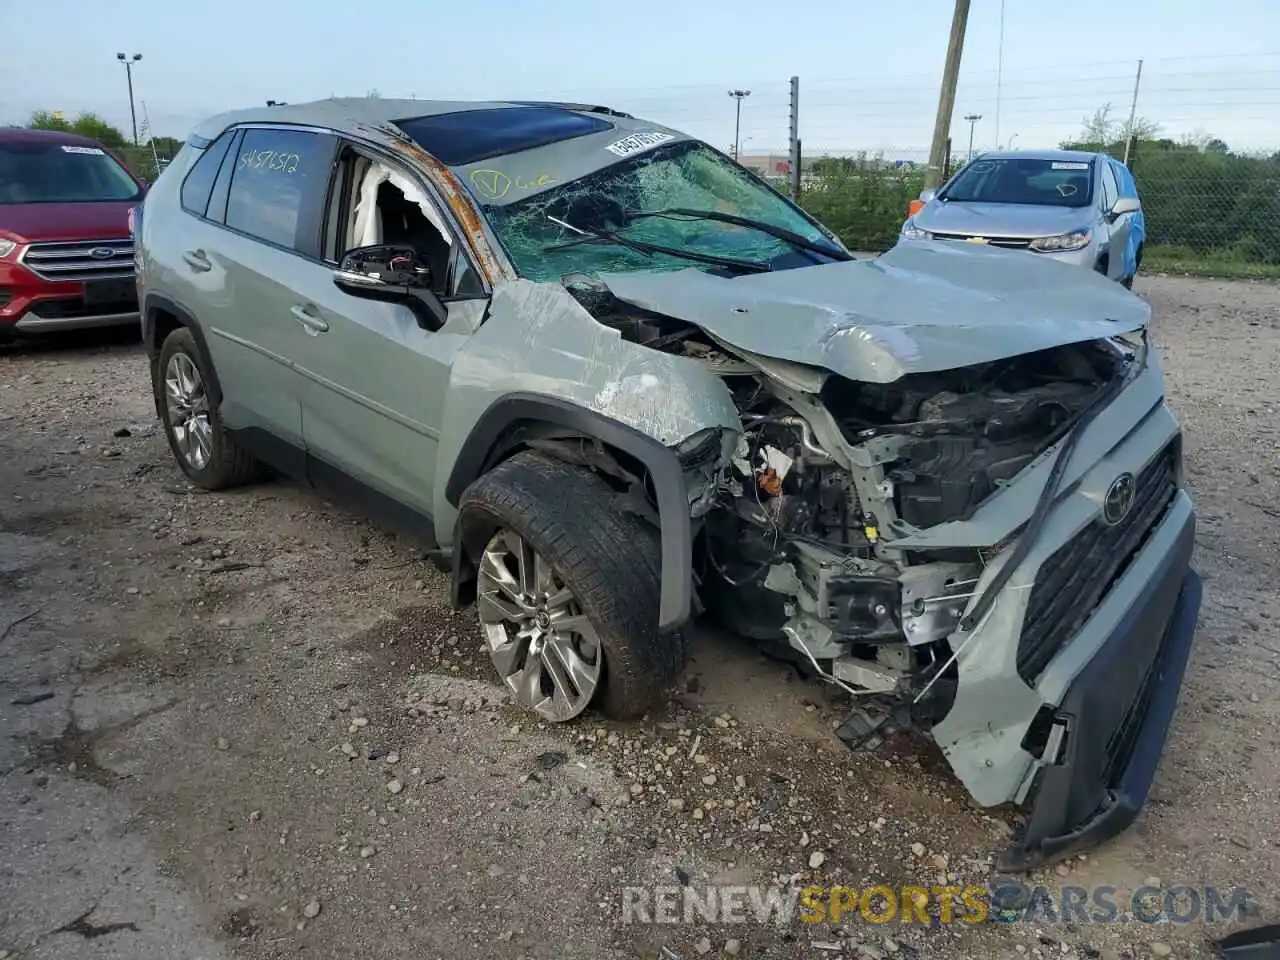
[1029,229,1091,252]
[0,238,17,258]
[901,219,931,241]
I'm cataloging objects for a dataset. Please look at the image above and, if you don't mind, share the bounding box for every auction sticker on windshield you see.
[1051,161,1090,170]
[61,146,105,155]
[605,131,675,158]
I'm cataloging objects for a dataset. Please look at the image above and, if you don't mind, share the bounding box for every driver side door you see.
[288,144,489,527]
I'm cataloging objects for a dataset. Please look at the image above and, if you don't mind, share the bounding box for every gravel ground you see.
[1,275,1277,960]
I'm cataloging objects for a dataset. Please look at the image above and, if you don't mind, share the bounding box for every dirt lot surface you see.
[2,275,1278,960]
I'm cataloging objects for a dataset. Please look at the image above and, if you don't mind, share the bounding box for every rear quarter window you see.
[180,130,236,217]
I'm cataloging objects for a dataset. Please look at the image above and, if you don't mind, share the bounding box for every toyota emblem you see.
[89,247,117,260]
[1103,473,1136,525]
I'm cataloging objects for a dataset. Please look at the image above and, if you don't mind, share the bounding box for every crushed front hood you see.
[601,241,1150,384]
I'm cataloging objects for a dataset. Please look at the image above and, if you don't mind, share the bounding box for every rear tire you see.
[459,451,688,721]
[156,327,263,490]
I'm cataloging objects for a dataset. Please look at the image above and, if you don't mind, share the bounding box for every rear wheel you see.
[459,451,687,721]
[157,327,263,490]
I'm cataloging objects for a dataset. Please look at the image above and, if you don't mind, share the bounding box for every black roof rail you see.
[513,100,634,120]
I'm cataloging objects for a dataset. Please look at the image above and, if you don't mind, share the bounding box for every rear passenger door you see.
[184,125,337,462]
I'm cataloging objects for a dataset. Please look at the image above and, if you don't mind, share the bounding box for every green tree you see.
[1069,103,1160,153]
[146,135,183,160]
[28,110,128,148]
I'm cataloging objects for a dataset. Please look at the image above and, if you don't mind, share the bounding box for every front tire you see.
[459,452,687,721]
[156,327,262,490]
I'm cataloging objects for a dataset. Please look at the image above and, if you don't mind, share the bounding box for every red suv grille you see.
[19,238,134,282]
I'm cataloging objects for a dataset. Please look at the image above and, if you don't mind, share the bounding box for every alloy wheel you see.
[476,528,603,722]
[164,352,213,471]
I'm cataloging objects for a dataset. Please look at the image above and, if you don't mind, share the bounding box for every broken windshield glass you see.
[481,141,840,281]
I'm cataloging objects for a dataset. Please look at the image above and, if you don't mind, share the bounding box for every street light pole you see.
[116,52,143,145]
[963,113,982,162]
[728,89,750,161]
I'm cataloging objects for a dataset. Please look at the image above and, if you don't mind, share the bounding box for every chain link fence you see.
[1122,144,1280,277]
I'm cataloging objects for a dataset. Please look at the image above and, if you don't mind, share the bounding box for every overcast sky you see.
[2,0,1277,156]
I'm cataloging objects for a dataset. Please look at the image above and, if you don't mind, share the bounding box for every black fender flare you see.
[142,293,223,409]
[445,393,693,633]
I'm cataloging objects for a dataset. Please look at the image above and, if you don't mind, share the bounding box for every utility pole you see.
[994,0,1005,150]
[923,0,970,191]
[1122,59,1144,165]
[788,76,801,200]
[728,89,750,161]
[963,113,982,162]
[116,52,143,146]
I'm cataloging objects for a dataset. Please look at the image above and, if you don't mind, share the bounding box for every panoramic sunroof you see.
[394,106,614,165]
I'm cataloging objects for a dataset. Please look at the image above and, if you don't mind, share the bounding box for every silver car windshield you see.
[942,157,1094,208]
[482,140,833,281]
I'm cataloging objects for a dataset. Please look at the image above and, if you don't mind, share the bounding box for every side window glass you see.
[1100,163,1118,211]
[451,244,484,297]
[204,129,242,225]
[180,130,235,217]
[225,128,332,250]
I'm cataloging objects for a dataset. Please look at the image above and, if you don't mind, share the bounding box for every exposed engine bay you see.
[570,282,1131,731]
[695,339,1125,725]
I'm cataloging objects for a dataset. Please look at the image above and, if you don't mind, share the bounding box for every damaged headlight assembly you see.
[675,427,734,518]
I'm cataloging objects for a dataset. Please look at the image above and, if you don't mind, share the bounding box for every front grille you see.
[1016,443,1179,684]
[20,238,134,282]
[930,231,1033,250]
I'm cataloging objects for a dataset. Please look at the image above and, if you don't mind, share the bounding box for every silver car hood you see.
[600,241,1149,384]
[913,200,1090,238]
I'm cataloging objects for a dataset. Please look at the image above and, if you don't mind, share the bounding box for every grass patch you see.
[1143,245,1280,280]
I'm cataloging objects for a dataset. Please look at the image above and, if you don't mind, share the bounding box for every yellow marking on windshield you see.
[469,169,557,201]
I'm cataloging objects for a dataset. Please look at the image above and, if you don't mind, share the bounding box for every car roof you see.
[0,126,111,148]
[190,97,691,207]
[190,97,647,157]
[973,148,1105,164]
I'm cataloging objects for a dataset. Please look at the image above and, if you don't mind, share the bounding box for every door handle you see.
[290,304,330,335]
[181,249,211,272]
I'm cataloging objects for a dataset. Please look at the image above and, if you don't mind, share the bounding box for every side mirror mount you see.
[333,243,447,332]
[1110,196,1140,218]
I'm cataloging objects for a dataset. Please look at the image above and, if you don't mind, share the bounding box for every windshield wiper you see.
[542,216,771,273]
[629,207,854,262]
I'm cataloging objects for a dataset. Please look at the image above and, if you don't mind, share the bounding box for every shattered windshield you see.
[480,141,837,281]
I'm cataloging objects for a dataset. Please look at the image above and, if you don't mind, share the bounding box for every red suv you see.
[0,127,146,340]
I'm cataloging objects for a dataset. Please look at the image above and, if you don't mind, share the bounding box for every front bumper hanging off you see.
[996,515,1202,872]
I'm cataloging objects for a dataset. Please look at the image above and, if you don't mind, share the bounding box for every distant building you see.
[737,153,791,178]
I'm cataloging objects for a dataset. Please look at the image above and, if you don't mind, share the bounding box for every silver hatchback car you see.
[901,150,1145,287]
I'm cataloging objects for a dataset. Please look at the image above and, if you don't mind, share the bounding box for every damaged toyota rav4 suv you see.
[137,99,1201,869]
